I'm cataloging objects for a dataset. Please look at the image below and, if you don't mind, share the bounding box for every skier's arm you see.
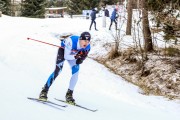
[64,38,76,60]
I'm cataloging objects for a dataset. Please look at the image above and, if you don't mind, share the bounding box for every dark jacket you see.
[90,8,96,20]
[105,9,109,17]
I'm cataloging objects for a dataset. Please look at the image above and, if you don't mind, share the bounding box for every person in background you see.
[89,8,98,31]
[39,32,91,105]
[105,9,109,17]
[109,8,118,30]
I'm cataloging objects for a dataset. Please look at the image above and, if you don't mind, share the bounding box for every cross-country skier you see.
[39,32,91,104]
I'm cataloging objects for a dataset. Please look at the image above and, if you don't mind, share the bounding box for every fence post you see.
[102,7,106,27]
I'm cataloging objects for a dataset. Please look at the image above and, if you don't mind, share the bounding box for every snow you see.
[0,14,180,120]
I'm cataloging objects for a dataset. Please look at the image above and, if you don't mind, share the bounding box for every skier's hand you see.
[76,58,83,64]
[74,53,82,59]
[74,51,88,60]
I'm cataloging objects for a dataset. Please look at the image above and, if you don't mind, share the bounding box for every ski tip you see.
[63,105,68,107]
[27,97,33,100]
[55,98,98,112]
[91,109,98,112]
[27,97,47,102]
[93,109,98,112]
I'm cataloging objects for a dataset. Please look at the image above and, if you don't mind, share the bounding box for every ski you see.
[54,98,98,112]
[28,97,67,108]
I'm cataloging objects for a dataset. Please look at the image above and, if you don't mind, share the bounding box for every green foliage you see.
[64,0,99,14]
[0,0,5,11]
[148,0,180,42]
[163,23,176,41]
[47,0,64,7]
[103,0,119,5]
[21,0,47,18]
[148,0,165,11]
[64,0,119,14]
[164,47,180,56]
[0,0,11,15]
[148,0,180,11]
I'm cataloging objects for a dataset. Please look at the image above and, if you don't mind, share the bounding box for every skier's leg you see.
[89,20,94,30]
[94,20,97,30]
[109,19,113,30]
[39,48,65,100]
[44,48,65,90]
[65,60,79,103]
[67,60,79,90]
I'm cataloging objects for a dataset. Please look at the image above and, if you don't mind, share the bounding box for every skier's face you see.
[79,40,90,48]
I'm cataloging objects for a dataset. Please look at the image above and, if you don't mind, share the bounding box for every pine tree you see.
[0,0,11,15]
[0,0,5,12]
[148,0,180,12]
[47,0,64,7]
[148,0,179,42]
[64,0,119,14]
[21,0,47,18]
[64,0,100,14]
[102,0,119,5]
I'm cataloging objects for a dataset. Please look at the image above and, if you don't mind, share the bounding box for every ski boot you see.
[65,89,75,105]
[39,87,48,101]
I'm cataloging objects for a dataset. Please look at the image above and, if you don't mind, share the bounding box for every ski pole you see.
[27,37,62,48]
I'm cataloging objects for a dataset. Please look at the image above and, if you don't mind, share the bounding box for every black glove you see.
[74,51,88,60]
[76,58,83,64]
[74,53,82,59]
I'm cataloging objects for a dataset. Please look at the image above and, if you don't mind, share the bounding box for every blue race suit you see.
[43,35,90,91]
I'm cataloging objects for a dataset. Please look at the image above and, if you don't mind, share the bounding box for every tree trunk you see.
[126,0,133,35]
[142,0,153,52]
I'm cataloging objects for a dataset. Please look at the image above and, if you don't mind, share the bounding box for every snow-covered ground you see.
[0,15,180,120]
